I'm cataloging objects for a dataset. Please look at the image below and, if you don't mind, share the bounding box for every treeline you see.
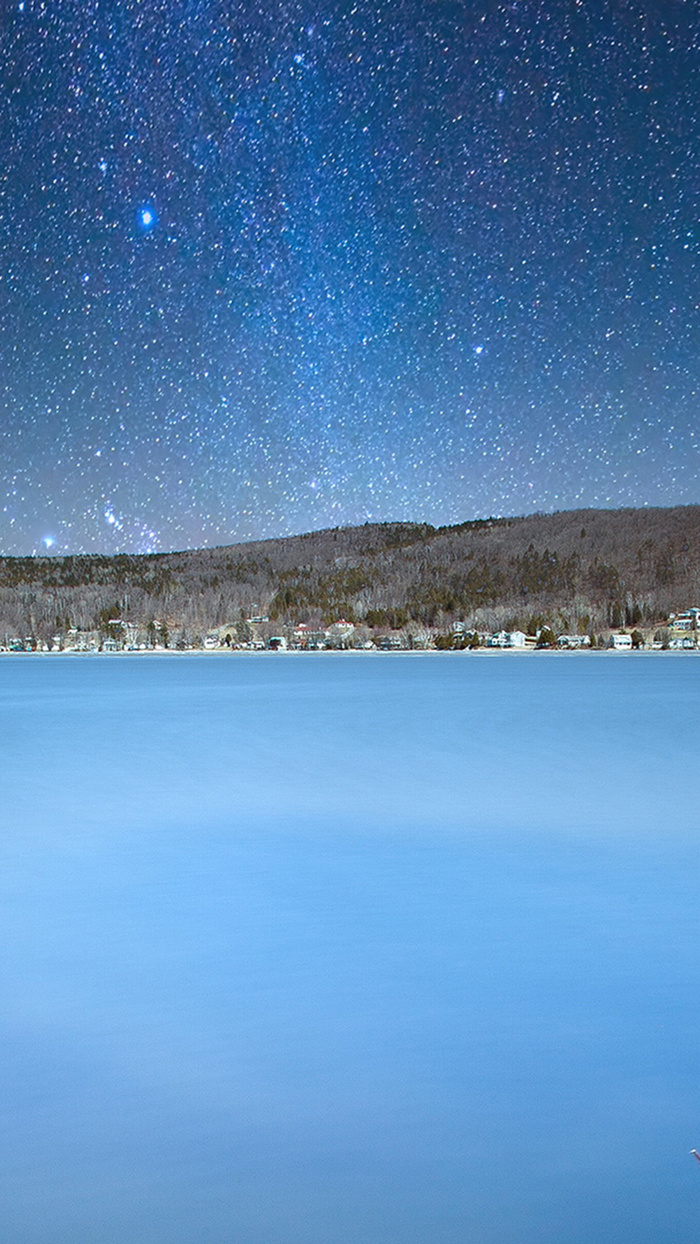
[1,506,700,643]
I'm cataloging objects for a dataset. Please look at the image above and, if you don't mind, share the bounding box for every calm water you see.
[1,652,698,1243]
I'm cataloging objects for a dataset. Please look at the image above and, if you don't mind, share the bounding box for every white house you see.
[507,630,527,648]
[608,634,633,650]
[488,630,527,648]
[668,610,700,636]
[325,620,355,649]
[487,631,508,647]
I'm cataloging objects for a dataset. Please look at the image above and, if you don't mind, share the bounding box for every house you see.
[557,635,592,649]
[487,631,508,647]
[608,634,633,650]
[668,610,700,636]
[487,630,527,648]
[669,615,693,632]
[294,624,326,650]
[325,620,355,649]
[378,635,405,650]
[507,630,527,648]
[105,619,139,650]
[63,629,98,652]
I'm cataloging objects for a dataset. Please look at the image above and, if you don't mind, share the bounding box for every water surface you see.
[1,653,698,1242]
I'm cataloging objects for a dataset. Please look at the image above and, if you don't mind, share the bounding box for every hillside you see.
[2,506,700,645]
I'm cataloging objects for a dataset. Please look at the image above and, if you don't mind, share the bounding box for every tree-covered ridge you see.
[1,507,699,644]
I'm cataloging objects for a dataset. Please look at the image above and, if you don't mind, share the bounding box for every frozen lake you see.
[1,652,698,1242]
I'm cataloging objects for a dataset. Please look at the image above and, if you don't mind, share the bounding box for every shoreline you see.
[0,645,695,657]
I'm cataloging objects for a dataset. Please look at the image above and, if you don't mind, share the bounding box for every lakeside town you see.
[3,510,700,657]
[3,608,700,654]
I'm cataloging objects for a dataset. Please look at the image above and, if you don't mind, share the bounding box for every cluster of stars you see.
[1,0,699,555]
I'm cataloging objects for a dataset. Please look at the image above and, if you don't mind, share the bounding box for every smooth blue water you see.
[1,653,698,1243]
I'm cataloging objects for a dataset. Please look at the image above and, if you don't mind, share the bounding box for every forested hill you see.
[2,505,700,643]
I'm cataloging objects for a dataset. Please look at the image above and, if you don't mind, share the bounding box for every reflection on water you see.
[1,654,698,1242]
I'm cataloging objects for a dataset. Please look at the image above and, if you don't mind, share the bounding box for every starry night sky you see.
[1,0,699,555]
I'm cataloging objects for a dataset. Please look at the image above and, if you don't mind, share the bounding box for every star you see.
[137,205,157,232]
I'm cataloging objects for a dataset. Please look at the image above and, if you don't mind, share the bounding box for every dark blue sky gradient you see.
[1,0,699,554]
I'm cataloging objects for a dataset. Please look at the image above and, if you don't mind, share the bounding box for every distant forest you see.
[2,505,700,645]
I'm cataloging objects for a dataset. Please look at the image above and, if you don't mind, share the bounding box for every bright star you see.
[137,205,157,232]
[42,535,55,549]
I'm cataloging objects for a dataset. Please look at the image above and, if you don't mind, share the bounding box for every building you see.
[668,609,700,636]
[557,635,592,649]
[325,620,355,649]
[487,630,527,648]
[294,624,326,649]
[378,635,405,650]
